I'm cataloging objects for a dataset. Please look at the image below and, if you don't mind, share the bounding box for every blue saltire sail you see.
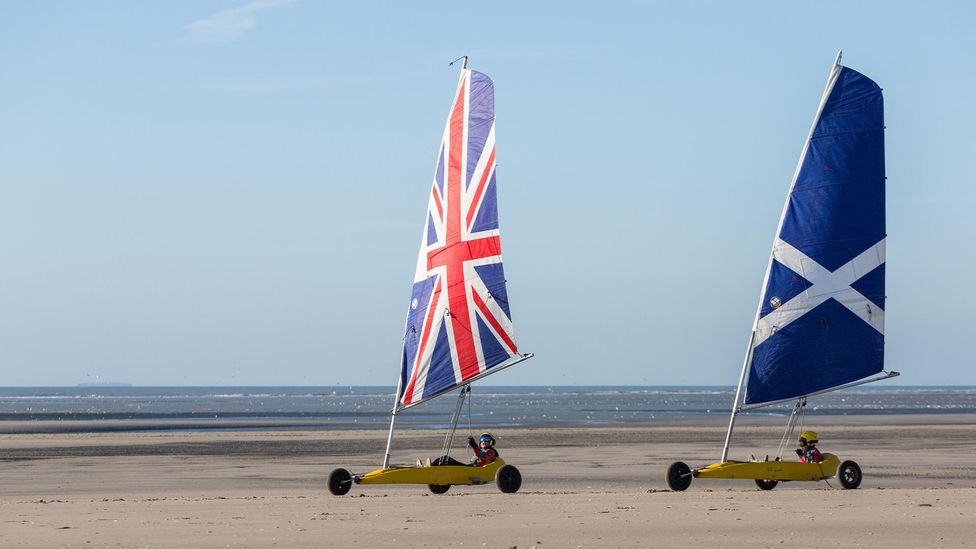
[743,59,886,406]
[397,67,522,410]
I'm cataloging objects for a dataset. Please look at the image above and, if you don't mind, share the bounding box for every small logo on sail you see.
[769,296,783,309]
[411,298,419,310]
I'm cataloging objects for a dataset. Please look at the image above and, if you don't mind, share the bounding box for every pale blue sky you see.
[1,1,973,386]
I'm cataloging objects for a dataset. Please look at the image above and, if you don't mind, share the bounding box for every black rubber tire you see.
[666,461,693,491]
[328,468,352,496]
[838,460,862,489]
[755,479,779,490]
[428,484,451,494]
[496,464,522,493]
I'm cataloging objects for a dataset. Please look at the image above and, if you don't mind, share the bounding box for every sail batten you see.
[743,63,886,406]
[398,68,522,410]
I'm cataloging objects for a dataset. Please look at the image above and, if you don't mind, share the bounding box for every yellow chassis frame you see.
[695,453,840,482]
[355,458,505,486]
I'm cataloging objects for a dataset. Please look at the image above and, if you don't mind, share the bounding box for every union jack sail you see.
[398,69,519,409]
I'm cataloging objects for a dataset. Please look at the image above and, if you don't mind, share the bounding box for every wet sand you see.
[1,414,974,547]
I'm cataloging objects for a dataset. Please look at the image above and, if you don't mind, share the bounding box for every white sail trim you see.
[754,237,886,347]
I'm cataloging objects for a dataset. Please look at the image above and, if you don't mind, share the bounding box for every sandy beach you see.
[1,414,974,548]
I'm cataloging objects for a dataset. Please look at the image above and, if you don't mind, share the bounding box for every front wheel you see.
[838,460,862,489]
[754,479,778,490]
[428,484,450,494]
[666,461,693,491]
[496,464,522,493]
[328,468,352,496]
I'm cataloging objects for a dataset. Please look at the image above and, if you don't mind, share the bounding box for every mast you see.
[720,333,755,462]
[720,51,845,463]
[381,373,404,468]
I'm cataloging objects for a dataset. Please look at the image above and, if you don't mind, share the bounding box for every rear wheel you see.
[666,461,693,491]
[328,468,352,496]
[754,479,778,490]
[428,484,450,494]
[496,464,522,493]
[838,460,862,489]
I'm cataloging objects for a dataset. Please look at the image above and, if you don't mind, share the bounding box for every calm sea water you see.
[1,386,974,432]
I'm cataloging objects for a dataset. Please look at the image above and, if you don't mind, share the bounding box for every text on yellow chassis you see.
[666,453,863,491]
[328,458,521,495]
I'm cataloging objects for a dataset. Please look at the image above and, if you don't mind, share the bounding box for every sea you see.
[1,386,975,433]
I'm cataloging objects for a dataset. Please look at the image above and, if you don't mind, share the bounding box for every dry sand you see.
[1,414,974,548]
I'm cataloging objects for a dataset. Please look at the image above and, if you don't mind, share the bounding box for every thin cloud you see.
[184,0,297,42]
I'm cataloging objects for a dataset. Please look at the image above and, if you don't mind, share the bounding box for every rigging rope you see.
[777,398,833,487]
[438,385,474,460]
[466,385,473,436]
[776,398,806,459]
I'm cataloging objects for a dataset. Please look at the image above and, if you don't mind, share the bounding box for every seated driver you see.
[430,431,499,467]
[467,432,499,466]
[795,430,824,463]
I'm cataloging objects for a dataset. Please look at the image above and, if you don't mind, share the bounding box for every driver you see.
[467,432,499,466]
[795,430,824,463]
[429,431,500,467]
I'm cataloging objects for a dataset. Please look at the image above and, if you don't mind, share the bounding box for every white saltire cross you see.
[754,237,886,347]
